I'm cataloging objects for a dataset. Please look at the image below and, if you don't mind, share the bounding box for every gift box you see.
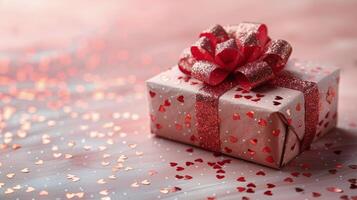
[146,23,340,168]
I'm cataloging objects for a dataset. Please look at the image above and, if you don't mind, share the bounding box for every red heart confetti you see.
[258,118,267,126]
[246,111,254,118]
[164,99,171,106]
[237,177,246,182]
[236,187,246,192]
[312,192,321,197]
[170,162,178,167]
[176,166,184,171]
[247,183,256,188]
[216,175,225,179]
[232,113,241,120]
[272,129,280,136]
[264,190,273,196]
[158,105,166,112]
[177,95,184,103]
[194,158,203,163]
[284,177,294,183]
[256,170,266,176]
[149,90,156,98]
[229,135,238,143]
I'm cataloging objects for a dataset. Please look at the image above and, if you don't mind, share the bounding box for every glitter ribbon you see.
[195,79,238,152]
[178,23,292,90]
[271,71,320,150]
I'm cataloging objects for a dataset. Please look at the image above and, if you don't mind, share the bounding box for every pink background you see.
[0,1,356,199]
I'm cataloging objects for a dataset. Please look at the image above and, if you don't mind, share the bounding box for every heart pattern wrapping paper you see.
[0,1,356,200]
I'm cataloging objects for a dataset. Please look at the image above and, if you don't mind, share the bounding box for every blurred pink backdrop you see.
[0,1,356,199]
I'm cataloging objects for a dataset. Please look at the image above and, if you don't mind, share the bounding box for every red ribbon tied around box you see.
[178,23,292,90]
[177,23,319,159]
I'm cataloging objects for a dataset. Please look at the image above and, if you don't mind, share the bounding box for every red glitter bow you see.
[178,23,292,90]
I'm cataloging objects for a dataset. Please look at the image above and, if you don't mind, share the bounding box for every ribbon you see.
[271,71,320,151]
[178,23,292,90]
[177,23,319,156]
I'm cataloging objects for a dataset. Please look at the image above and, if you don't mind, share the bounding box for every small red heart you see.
[223,159,231,164]
[256,170,265,176]
[264,190,273,196]
[217,161,225,166]
[158,105,166,112]
[284,177,293,183]
[247,183,256,188]
[302,172,312,177]
[155,124,162,129]
[177,95,184,103]
[258,118,267,126]
[164,99,171,106]
[216,169,225,173]
[232,113,240,120]
[236,187,245,192]
[234,94,242,98]
[244,95,252,99]
[246,111,254,118]
[275,96,283,100]
[273,101,281,105]
[237,177,246,182]
[256,93,265,98]
[175,175,183,179]
[265,156,274,163]
[267,183,275,188]
[149,90,156,98]
[175,123,183,131]
[186,148,194,152]
[262,146,271,153]
[207,162,215,166]
[213,164,222,169]
[216,175,225,179]
[229,135,238,143]
[176,166,184,171]
[272,129,280,136]
[184,175,192,180]
[291,172,300,177]
[194,158,203,163]
[224,147,232,153]
[246,188,255,193]
[185,161,194,166]
[190,135,196,142]
[169,162,177,167]
[312,192,321,197]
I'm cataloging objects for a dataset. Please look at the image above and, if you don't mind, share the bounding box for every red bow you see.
[178,23,292,90]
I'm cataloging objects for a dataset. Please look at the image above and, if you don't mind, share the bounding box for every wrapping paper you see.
[147,59,339,168]
[0,1,356,200]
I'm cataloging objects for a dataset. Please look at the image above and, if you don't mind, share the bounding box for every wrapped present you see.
[146,23,340,168]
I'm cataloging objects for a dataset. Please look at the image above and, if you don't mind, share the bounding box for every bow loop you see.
[178,22,292,90]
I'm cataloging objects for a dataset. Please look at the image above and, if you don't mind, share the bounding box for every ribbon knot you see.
[178,23,292,90]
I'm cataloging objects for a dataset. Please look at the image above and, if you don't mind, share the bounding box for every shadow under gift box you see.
[146,59,340,169]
